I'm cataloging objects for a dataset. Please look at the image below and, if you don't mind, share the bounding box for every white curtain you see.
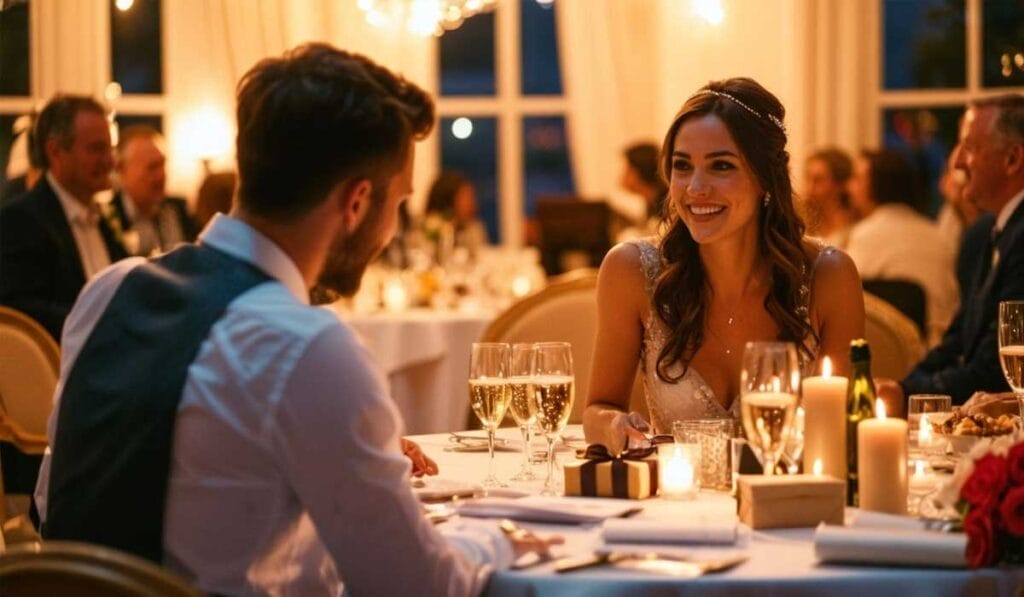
[555,0,662,221]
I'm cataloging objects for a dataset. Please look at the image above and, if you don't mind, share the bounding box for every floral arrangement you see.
[938,431,1024,567]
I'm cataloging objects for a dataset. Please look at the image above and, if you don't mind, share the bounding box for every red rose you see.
[962,454,1010,510]
[1000,486,1024,536]
[965,508,1000,568]
[1008,443,1024,486]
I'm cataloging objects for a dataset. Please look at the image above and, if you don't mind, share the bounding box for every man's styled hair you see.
[970,94,1024,146]
[235,43,435,221]
[32,94,107,169]
[117,124,162,156]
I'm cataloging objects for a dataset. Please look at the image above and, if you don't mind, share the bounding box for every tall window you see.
[109,0,164,140]
[879,0,1024,217]
[437,0,574,245]
[0,0,32,191]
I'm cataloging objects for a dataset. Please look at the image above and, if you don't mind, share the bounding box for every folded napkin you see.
[602,518,738,545]
[813,523,966,568]
[455,496,641,524]
[413,478,481,502]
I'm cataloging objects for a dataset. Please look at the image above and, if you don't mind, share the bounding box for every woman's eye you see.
[711,160,736,171]
[672,160,691,171]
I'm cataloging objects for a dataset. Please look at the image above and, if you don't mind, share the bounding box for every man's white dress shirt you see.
[37,214,511,595]
[846,203,960,346]
[48,171,112,279]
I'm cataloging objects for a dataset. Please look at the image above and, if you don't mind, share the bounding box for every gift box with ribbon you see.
[563,444,659,499]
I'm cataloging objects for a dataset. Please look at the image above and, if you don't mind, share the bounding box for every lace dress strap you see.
[626,237,662,298]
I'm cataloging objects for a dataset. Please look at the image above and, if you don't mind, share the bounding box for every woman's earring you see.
[763,192,772,207]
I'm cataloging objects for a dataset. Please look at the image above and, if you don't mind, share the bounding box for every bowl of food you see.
[933,412,1018,454]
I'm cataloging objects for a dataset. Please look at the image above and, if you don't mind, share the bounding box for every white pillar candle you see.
[858,399,908,514]
[803,357,848,480]
[382,277,409,312]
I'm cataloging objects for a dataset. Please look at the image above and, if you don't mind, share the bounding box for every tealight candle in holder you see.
[659,443,700,500]
[382,276,409,312]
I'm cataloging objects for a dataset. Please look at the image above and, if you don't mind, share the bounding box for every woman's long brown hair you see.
[653,77,817,383]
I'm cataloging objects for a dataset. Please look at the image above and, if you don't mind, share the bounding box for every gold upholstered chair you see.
[476,269,647,427]
[863,292,926,380]
[0,306,58,456]
[0,541,200,596]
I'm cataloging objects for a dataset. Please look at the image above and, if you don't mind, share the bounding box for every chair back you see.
[862,279,927,337]
[478,270,643,427]
[0,307,59,453]
[0,541,201,596]
[536,197,612,276]
[863,292,926,380]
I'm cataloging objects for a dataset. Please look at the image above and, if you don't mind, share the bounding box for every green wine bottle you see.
[846,338,877,506]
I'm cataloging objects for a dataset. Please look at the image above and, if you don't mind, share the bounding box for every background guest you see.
[193,170,236,230]
[845,148,959,346]
[879,94,1024,409]
[425,170,489,256]
[108,125,197,256]
[0,94,128,343]
[802,147,856,249]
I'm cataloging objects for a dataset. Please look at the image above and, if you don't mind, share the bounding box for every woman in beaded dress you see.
[583,78,865,454]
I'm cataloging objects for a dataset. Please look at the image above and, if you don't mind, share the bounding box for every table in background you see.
[410,427,1023,596]
[334,307,493,434]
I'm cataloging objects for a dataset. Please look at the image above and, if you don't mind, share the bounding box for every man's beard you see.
[311,201,388,304]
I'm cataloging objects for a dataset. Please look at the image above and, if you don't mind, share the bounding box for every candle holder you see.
[658,443,700,500]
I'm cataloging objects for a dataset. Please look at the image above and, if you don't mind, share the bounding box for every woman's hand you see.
[608,411,651,455]
[401,438,439,477]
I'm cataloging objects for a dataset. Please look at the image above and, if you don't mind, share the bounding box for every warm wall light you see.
[692,0,724,25]
[115,0,135,12]
[359,0,497,37]
[178,106,233,169]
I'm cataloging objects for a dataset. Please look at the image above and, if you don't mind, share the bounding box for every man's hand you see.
[401,438,438,477]
[962,392,1020,417]
[875,378,906,419]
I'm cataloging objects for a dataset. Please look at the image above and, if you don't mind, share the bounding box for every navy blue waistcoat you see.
[44,243,272,562]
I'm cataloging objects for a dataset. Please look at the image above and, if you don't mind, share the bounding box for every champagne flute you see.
[508,343,537,481]
[532,342,574,495]
[998,301,1024,418]
[740,341,800,476]
[469,342,511,488]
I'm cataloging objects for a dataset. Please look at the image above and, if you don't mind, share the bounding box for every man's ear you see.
[337,178,373,233]
[1006,143,1024,176]
[44,137,62,167]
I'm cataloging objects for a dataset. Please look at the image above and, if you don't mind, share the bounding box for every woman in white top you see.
[583,78,864,453]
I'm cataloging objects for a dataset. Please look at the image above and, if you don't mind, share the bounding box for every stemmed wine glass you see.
[532,342,574,495]
[469,342,511,488]
[998,301,1024,418]
[740,341,800,476]
[508,343,538,481]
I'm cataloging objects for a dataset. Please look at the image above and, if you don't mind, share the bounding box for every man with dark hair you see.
[108,125,197,256]
[0,94,128,342]
[38,44,553,595]
[881,94,1024,409]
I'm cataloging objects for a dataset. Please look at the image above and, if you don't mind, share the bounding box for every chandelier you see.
[358,0,499,37]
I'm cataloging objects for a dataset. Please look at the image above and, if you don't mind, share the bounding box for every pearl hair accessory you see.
[688,89,787,134]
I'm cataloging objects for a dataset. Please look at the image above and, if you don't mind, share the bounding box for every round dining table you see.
[333,306,494,434]
[409,427,1024,596]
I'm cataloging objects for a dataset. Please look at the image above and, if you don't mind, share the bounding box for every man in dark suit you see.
[0,95,128,344]
[108,126,197,256]
[881,94,1024,409]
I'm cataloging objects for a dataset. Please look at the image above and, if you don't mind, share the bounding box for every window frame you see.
[435,0,567,246]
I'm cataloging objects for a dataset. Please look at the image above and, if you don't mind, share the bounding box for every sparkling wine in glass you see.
[508,343,537,481]
[999,301,1024,418]
[740,342,800,476]
[469,342,511,488]
[532,342,574,495]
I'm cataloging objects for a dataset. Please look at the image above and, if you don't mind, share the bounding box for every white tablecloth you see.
[334,308,493,434]
[408,427,1024,596]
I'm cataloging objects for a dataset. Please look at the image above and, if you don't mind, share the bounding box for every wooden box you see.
[737,474,845,529]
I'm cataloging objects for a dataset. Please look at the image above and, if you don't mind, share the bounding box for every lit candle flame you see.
[919,413,933,446]
[875,398,887,420]
[813,458,823,476]
[914,460,926,477]
[822,356,833,378]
